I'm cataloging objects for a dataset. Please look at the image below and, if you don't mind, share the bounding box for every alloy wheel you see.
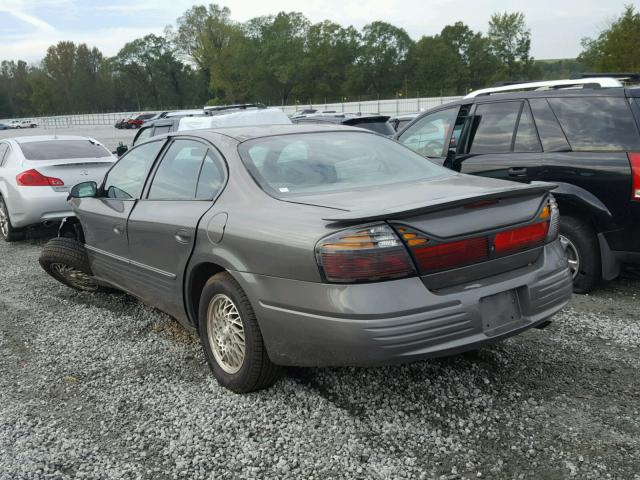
[0,200,8,239]
[559,234,580,279]
[207,294,246,374]
[49,263,99,291]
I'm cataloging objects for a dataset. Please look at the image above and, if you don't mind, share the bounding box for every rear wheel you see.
[559,216,600,294]
[39,238,101,292]
[198,272,279,393]
[0,197,26,242]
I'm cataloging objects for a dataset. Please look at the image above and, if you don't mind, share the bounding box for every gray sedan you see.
[39,125,572,392]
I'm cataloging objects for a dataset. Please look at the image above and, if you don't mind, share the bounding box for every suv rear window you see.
[20,140,111,160]
[345,119,395,136]
[547,97,640,152]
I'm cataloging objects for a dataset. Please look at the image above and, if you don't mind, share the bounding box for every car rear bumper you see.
[231,239,572,367]
[7,187,73,228]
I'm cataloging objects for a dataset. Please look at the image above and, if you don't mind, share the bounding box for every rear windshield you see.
[238,131,452,197]
[346,119,395,136]
[20,140,111,160]
[547,97,640,151]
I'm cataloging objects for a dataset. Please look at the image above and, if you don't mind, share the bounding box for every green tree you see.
[578,5,640,72]
[488,12,534,81]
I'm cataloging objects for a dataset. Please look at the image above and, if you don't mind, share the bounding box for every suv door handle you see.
[174,229,191,244]
[508,167,527,177]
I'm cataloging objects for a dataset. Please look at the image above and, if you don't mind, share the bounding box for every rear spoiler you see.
[322,182,556,223]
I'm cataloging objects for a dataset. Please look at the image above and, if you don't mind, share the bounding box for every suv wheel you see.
[559,216,600,294]
[198,272,279,393]
[0,197,26,242]
[39,238,101,292]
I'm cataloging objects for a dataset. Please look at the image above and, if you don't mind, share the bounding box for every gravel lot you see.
[1,232,639,480]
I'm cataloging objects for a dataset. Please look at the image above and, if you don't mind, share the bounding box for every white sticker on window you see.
[279,187,289,192]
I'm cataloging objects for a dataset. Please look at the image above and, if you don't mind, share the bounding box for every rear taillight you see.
[629,152,640,201]
[16,169,64,187]
[316,224,415,283]
[397,196,558,274]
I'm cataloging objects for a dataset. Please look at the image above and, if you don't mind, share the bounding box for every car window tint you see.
[528,98,571,152]
[469,102,521,154]
[547,97,640,151]
[19,140,112,160]
[105,141,163,200]
[196,150,225,200]
[154,125,171,135]
[240,131,453,197]
[148,140,207,200]
[398,108,457,157]
[514,104,542,152]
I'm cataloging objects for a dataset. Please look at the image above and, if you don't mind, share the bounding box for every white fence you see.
[1,96,463,127]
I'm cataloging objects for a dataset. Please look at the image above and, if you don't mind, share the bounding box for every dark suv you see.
[396,86,640,292]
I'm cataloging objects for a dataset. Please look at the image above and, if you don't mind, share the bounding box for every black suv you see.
[396,86,640,292]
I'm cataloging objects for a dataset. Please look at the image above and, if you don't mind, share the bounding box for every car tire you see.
[198,272,279,393]
[559,216,600,294]
[39,238,103,292]
[0,196,26,242]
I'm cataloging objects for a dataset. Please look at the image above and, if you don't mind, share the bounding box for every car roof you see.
[13,135,99,144]
[176,123,367,143]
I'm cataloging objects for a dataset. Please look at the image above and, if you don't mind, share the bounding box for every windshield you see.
[20,140,111,160]
[238,131,452,197]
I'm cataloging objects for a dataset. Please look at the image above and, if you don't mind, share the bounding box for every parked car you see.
[39,124,571,393]
[0,135,117,241]
[131,107,291,146]
[8,120,22,129]
[0,123,9,130]
[204,103,266,114]
[126,113,156,129]
[144,111,170,123]
[293,113,395,136]
[395,78,640,292]
[114,118,129,129]
[388,112,420,132]
[19,120,37,128]
[290,108,318,118]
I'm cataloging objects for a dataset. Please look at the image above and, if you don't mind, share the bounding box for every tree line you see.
[0,4,637,118]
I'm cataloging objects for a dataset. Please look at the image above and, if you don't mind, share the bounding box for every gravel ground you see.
[1,232,639,480]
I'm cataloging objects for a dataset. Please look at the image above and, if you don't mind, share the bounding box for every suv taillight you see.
[16,169,64,187]
[629,152,640,201]
[316,224,415,283]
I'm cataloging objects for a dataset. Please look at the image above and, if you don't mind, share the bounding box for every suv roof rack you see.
[464,77,623,99]
[571,72,640,82]
[203,103,266,113]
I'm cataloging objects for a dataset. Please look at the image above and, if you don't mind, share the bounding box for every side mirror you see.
[116,143,128,157]
[69,181,98,199]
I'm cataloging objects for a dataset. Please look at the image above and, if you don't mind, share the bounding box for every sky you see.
[0,0,634,63]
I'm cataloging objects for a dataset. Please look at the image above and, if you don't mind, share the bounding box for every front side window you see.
[547,97,640,151]
[239,131,452,197]
[104,140,164,199]
[154,125,172,135]
[398,108,458,157]
[19,140,111,160]
[148,140,208,200]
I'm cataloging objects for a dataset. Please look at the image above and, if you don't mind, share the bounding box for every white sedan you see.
[0,135,117,241]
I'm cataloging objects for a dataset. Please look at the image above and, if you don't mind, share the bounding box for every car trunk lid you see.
[24,158,115,191]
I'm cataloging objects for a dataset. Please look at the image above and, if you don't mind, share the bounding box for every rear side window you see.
[0,144,8,166]
[469,102,520,154]
[513,104,541,152]
[547,97,640,151]
[154,125,171,135]
[134,127,153,145]
[196,151,226,200]
[19,140,111,160]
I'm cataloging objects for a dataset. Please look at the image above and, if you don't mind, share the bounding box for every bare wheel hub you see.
[0,201,9,238]
[49,263,99,291]
[207,294,245,374]
[559,234,580,279]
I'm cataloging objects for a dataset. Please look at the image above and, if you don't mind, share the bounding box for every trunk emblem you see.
[79,169,89,176]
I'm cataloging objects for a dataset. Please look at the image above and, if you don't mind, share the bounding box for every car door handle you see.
[174,229,191,244]
[113,224,124,235]
[508,167,527,177]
